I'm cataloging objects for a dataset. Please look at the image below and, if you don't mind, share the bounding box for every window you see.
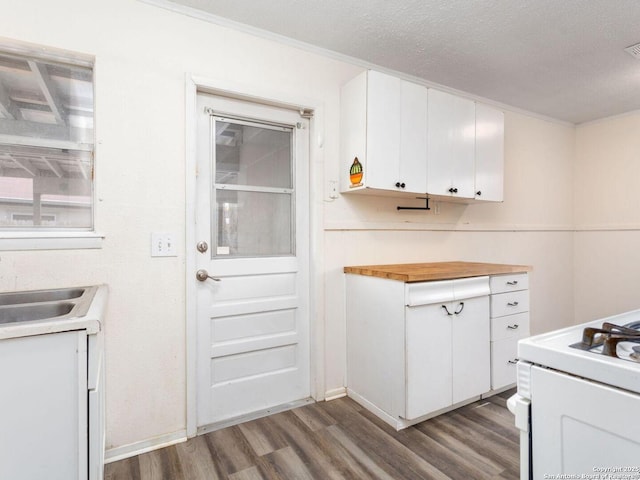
[0,49,94,232]
[213,115,294,257]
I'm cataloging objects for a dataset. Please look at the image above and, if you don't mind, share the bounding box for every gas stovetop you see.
[517,310,640,395]
[570,320,640,362]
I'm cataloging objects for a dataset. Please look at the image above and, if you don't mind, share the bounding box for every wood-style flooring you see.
[105,389,519,480]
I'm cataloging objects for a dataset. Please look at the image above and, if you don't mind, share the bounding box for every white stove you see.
[509,309,640,479]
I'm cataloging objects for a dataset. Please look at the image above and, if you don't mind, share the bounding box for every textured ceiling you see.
[167,0,640,124]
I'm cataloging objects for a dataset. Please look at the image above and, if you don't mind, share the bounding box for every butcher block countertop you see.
[343,261,532,283]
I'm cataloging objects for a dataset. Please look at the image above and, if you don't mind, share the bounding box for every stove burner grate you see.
[570,321,640,361]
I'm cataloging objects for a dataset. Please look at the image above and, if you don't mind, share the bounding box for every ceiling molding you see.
[139,0,574,127]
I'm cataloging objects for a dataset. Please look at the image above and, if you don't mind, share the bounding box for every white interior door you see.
[195,93,310,428]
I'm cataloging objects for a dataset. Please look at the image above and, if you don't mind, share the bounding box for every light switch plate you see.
[151,232,177,257]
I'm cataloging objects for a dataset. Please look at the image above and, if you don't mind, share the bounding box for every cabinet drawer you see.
[491,338,519,390]
[491,312,530,341]
[491,290,529,318]
[406,279,455,306]
[405,276,489,307]
[490,273,529,294]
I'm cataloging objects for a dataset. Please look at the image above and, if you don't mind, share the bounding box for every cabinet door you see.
[452,296,490,403]
[0,331,87,480]
[427,89,455,196]
[399,81,428,193]
[450,95,476,198]
[366,70,401,190]
[427,89,475,198]
[475,104,504,201]
[405,303,452,419]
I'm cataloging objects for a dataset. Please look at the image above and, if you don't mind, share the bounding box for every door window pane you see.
[215,120,292,189]
[215,190,293,257]
[213,117,295,258]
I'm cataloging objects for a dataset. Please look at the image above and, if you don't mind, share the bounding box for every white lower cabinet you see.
[0,329,104,480]
[346,274,491,429]
[346,270,530,430]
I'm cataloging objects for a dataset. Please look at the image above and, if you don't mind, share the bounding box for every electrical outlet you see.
[151,232,177,257]
[329,180,339,199]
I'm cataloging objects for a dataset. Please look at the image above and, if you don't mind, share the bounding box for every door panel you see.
[366,71,401,189]
[427,89,454,195]
[405,303,453,419]
[212,309,296,343]
[475,104,504,201]
[450,95,475,198]
[452,296,490,403]
[196,93,310,427]
[400,80,428,193]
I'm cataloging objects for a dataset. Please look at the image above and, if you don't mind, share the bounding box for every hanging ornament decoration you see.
[349,157,363,187]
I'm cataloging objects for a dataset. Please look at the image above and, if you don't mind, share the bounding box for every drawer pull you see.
[508,359,519,365]
[507,301,519,307]
[507,324,519,330]
[506,280,518,286]
[441,305,453,316]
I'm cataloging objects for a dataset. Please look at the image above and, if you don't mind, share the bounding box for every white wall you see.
[0,0,359,453]
[574,112,640,322]
[1,0,578,455]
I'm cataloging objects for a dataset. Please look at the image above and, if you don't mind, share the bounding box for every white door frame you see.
[185,74,325,437]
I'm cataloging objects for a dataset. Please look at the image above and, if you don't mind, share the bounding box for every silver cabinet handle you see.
[196,269,221,282]
[506,280,518,286]
[507,324,519,330]
[507,301,519,307]
[508,359,519,364]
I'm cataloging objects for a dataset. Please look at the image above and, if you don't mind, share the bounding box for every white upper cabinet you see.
[340,70,428,195]
[426,89,476,199]
[474,104,505,202]
[341,70,504,202]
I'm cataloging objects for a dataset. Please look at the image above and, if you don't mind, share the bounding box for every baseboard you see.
[104,430,187,463]
[482,383,516,398]
[324,387,347,401]
[347,388,402,429]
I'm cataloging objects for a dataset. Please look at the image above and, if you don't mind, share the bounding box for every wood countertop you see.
[343,261,532,283]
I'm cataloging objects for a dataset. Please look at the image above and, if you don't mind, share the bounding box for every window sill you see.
[0,232,104,251]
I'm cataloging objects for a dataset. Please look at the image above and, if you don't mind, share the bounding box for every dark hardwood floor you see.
[105,389,519,480]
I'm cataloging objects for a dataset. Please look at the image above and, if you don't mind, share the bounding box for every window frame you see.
[0,40,102,251]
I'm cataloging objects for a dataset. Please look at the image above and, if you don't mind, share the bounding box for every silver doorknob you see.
[196,241,208,253]
[196,269,220,282]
